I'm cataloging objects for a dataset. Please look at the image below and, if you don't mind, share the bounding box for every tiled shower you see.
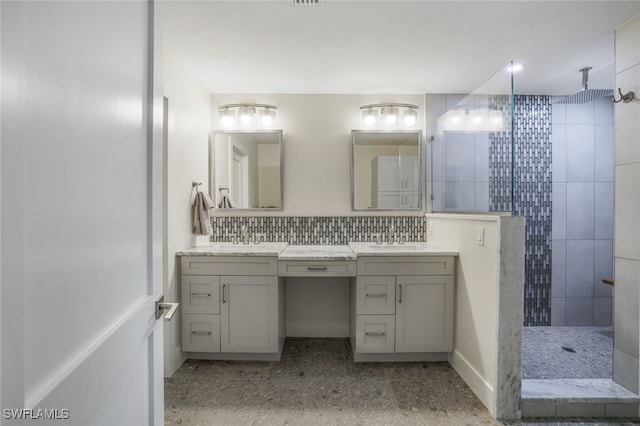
[429,93,614,327]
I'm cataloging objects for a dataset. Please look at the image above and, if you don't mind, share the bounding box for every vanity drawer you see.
[181,256,278,276]
[278,260,357,277]
[356,256,454,276]
[182,314,220,353]
[355,315,395,353]
[356,276,396,315]
[181,275,220,314]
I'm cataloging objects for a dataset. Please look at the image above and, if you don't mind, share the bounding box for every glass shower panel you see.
[429,62,514,213]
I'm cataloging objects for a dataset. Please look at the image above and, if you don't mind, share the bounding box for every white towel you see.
[218,193,236,209]
[193,191,214,235]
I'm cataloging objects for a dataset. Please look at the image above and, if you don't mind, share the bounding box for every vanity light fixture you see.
[360,103,419,128]
[218,103,277,129]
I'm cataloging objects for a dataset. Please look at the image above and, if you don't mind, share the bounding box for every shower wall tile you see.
[431,132,447,181]
[566,125,595,182]
[594,239,614,297]
[446,94,466,109]
[565,297,594,326]
[552,183,567,240]
[490,95,552,325]
[595,125,614,182]
[565,240,595,298]
[594,297,613,326]
[566,102,595,125]
[614,65,640,165]
[551,125,567,182]
[445,133,475,181]
[551,297,566,326]
[475,182,489,212]
[566,183,595,239]
[446,181,475,211]
[594,183,614,239]
[594,96,614,125]
[615,163,640,260]
[551,240,566,298]
[431,181,445,211]
[614,257,640,358]
[551,98,566,124]
[475,134,489,181]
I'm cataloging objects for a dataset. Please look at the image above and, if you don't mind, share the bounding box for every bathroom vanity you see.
[177,242,457,362]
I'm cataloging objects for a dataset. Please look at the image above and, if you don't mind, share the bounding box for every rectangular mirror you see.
[352,130,422,210]
[211,130,283,210]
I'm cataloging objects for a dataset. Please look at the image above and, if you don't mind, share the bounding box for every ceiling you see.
[163,1,640,95]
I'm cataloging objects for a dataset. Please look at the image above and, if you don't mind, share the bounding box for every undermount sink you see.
[369,245,419,249]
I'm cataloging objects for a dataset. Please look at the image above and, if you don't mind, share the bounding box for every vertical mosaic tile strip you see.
[210,216,426,245]
[489,95,552,326]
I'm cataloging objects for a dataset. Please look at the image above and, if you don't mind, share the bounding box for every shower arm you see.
[580,67,592,91]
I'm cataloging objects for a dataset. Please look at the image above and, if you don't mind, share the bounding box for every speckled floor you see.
[522,327,613,380]
[165,338,499,425]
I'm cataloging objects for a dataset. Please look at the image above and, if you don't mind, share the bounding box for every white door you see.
[1,2,166,425]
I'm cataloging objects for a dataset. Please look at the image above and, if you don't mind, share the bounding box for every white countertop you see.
[348,241,459,256]
[177,242,458,259]
[278,245,356,261]
[176,242,289,257]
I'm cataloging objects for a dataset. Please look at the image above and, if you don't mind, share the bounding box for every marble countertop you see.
[278,245,357,261]
[176,242,289,257]
[348,241,459,256]
[177,242,458,258]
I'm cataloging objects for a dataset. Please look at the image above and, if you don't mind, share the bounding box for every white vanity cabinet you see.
[350,255,455,360]
[371,156,420,209]
[180,255,285,360]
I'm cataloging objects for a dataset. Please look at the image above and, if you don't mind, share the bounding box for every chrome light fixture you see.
[218,103,277,129]
[360,103,419,128]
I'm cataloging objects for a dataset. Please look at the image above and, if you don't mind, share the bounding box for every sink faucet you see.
[387,225,395,244]
[241,225,250,244]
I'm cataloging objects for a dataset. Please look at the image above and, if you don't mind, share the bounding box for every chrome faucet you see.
[241,225,250,244]
[387,225,395,244]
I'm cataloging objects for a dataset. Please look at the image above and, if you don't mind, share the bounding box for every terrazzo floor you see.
[165,336,639,425]
[522,327,613,380]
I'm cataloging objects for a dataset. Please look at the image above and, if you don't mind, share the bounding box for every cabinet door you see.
[401,157,420,191]
[356,276,396,314]
[181,275,220,314]
[395,275,454,352]
[378,192,403,209]
[220,276,279,353]
[182,314,220,353]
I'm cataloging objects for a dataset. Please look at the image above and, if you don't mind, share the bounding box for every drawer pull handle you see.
[191,331,212,336]
[365,293,387,298]
[365,332,386,337]
[222,284,227,303]
[398,284,403,304]
[191,293,211,297]
[307,266,327,271]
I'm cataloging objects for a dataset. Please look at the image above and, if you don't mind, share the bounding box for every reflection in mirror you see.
[352,131,422,210]
[211,131,283,210]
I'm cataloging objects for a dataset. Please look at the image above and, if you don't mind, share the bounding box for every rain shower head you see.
[554,67,613,104]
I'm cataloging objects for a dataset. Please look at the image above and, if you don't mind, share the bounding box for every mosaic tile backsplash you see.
[210,216,426,245]
[490,95,552,326]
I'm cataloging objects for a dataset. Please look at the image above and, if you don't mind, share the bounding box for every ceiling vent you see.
[290,0,322,7]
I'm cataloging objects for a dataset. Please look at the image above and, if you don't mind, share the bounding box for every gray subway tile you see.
[566,183,595,239]
[566,240,594,298]
[565,297,594,326]
[566,125,595,182]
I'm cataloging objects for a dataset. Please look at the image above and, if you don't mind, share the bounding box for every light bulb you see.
[507,63,523,73]
[260,108,276,127]
[383,107,398,125]
[362,108,377,126]
[239,106,254,124]
[451,115,461,125]
[219,108,235,128]
[403,108,417,126]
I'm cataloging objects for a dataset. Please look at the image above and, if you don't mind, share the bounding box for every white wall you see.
[164,53,211,376]
[613,14,640,395]
[210,93,425,216]
[428,213,524,419]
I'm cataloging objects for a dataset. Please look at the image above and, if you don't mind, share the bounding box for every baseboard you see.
[286,322,349,337]
[449,349,495,416]
[186,352,281,361]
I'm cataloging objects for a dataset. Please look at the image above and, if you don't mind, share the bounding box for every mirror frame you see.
[351,130,423,211]
[209,129,284,211]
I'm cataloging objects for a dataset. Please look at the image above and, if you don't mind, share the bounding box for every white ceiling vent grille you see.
[290,0,323,7]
